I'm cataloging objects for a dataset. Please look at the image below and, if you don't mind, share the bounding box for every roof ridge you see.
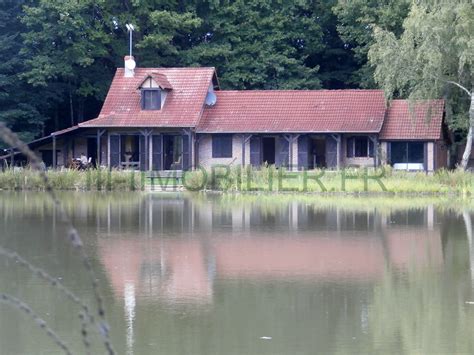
[215,89,385,93]
[390,98,444,102]
[117,67,216,71]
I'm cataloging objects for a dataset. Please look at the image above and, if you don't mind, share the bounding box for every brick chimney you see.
[124,56,136,77]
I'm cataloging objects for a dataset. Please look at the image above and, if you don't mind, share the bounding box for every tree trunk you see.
[54,109,59,131]
[460,92,474,170]
[69,83,74,127]
[77,99,84,123]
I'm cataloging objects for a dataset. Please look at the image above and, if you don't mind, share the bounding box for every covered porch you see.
[22,127,193,172]
[108,130,191,171]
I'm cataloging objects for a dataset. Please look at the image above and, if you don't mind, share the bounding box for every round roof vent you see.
[205,91,217,106]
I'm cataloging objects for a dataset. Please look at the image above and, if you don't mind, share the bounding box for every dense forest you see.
[0,0,472,160]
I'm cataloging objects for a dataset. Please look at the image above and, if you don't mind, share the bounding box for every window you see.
[141,89,161,110]
[212,135,233,158]
[390,142,424,164]
[354,137,368,157]
[347,136,374,158]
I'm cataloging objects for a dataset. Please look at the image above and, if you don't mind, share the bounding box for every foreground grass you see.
[184,165,474,196]
[1,166,474,195]
[0,168,147,191]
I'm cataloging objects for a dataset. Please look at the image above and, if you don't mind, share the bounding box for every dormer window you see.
[141,88,161,110]
[138,73,172,111]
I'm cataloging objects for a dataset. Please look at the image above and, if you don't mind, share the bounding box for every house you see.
[5,56,449,171]
[379,100,448,171]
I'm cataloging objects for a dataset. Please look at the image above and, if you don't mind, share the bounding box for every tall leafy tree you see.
[368,1,473,168]
[303,0,359,89]
[334,0,410,87]
[106,0,202,67]
[137,9,202,67]
[183,0,323,89]
[0,0,50,144]
[20,0,116,126]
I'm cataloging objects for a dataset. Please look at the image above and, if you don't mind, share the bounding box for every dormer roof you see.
[137,72,173,90]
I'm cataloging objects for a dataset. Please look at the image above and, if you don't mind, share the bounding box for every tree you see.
[105,0,202,68]
[0,0,50,144]
[183,0,323,89]
[136,10,202,67]
[368,1,473,169]
[305,0,359,89]
[20,0,116,126]
[333,0,410,87]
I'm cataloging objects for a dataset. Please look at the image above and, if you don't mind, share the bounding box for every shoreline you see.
[0,167,472,196]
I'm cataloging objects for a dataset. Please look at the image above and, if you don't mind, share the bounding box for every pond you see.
[0,192,473,354]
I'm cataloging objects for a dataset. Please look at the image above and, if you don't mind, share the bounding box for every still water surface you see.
[0,192,474,354]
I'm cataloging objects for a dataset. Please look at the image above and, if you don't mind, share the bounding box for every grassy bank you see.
[184,165,474,196]
[1,166,474,195]
[0,168,147,191]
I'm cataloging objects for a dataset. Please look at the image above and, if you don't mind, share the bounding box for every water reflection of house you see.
[98,203,443,305]
[99,239,212,304]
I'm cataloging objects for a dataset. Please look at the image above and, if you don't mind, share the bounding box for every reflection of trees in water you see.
[368,267,474,354]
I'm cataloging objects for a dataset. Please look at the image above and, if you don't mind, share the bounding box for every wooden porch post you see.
[52,135,57,169]
[187,129,192,170]
[145,132,151,171]
[336,134,341,170]
[145,131,149,171]
[242,134,252,167]
[139,129,153,171]
[181,128,192,171]
[97,129,106,168]
[96,129,101,167]
[286,134,300,171]
[10,148,14,167]
[194,134,202,169]
[283,135,291,169]
[241,135,245,167]
[330,134,341,170]
[369,135,378,167]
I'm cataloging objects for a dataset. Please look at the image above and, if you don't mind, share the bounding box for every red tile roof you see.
[197,90,387,133]
[77,66,445,141]
[379,100,444,140]
[80,67,215,128]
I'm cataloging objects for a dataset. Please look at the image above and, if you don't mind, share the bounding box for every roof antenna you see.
[124,24,136,77]
[125,23,134,57]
